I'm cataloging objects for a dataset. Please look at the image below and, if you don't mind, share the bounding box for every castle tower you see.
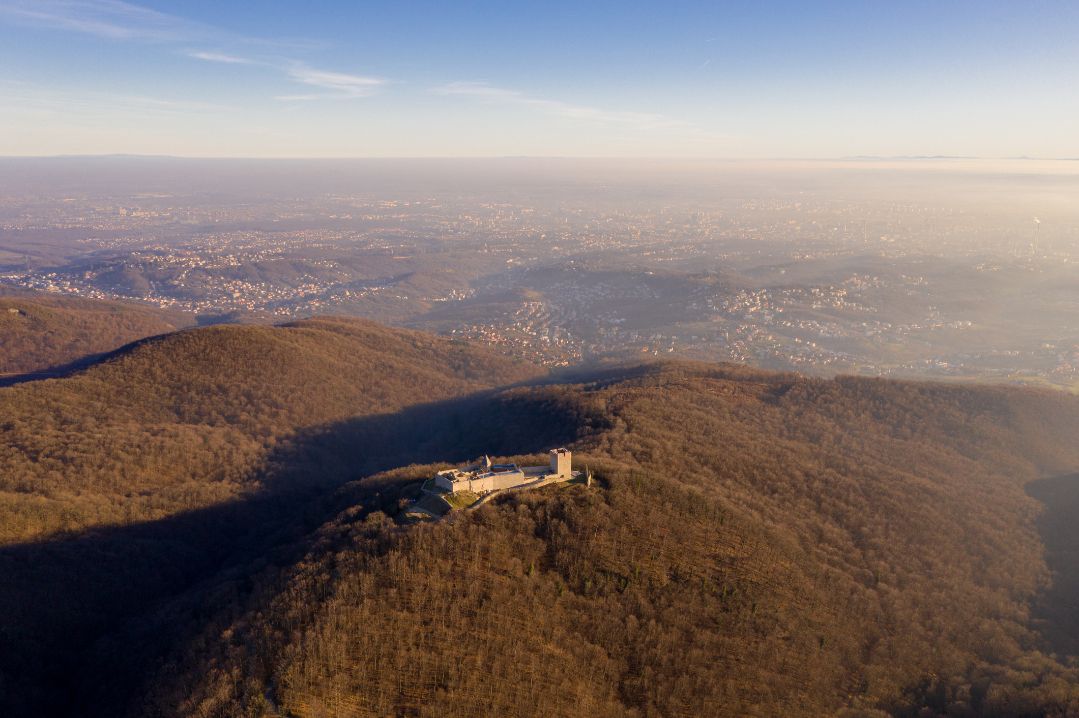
[549,448,571,478]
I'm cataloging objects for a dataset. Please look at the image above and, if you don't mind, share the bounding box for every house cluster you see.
[434,448,575,494]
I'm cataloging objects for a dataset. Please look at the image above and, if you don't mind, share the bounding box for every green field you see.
[444,491,480,510]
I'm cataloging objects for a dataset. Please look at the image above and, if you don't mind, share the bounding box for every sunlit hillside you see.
[7,348,1075,717]
[0,293,192,375]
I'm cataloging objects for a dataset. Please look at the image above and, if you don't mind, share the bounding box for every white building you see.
[548,447,572,479]
[434,448,574,494]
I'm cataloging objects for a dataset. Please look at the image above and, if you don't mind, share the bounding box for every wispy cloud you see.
[0,1,385,102]
[434,81,696,133]
[0,0,206,41]
[277,66,386,101]
[186,50,257,65]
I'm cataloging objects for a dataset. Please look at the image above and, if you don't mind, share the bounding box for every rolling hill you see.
[3,316,1079,717]
[120,363,1079,718]
[0,315,543,717]
[0,292,193,375]
[0,315,541,544]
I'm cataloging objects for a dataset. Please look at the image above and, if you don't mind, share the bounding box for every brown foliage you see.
[0,316,540,545]
[129,362,1079,718]
[0,294,191,374]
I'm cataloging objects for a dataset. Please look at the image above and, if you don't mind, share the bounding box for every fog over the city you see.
[2,156,1077,388]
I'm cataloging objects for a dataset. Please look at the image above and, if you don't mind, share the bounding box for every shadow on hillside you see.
[0,388,584,718]
[0,354,107,386]
[257,385,588,494]
[0,332,176,387]
[1025,473,1079,657]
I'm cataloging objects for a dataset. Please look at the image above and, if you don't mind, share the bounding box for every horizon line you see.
[1,153,1078,162]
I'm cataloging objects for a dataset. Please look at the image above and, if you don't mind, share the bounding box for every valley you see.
[3,158,1078,387]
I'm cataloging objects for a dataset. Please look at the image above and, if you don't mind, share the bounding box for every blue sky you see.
[1,0,1077,157]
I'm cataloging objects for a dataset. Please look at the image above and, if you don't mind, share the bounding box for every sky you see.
[0,0,1077,158]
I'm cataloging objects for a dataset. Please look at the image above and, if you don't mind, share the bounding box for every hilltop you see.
[0,292,193,375]
[3,318,1079,717]
[0,315,541,543]
[0,314,545,717]
[99,364,1079,717]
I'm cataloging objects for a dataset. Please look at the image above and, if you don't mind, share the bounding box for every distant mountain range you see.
[2,299,1079,717]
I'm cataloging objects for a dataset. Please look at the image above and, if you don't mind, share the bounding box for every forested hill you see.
[0,315,546,717]
[5,315,1079,717]
[0,315,541,544]
[128,363,1079,718]
[0,293,193,375]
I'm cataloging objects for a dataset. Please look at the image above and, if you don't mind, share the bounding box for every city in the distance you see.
[3,2,1079,718]
[3,157,1077,390]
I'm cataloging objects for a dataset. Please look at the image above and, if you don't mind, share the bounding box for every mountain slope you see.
[128,363,1079,718]
[0,316,546,718]
[0,293,192,375]
[0,315,541,544]
[6,319,1079,718]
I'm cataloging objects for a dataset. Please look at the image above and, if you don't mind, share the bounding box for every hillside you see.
[89,362,1079,718]
[0,316,544,716]
[5,323,1079,717]
[0,315,541,544]
[0,292,193,375]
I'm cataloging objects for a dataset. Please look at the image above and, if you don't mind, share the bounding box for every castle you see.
[434,448,573,494]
